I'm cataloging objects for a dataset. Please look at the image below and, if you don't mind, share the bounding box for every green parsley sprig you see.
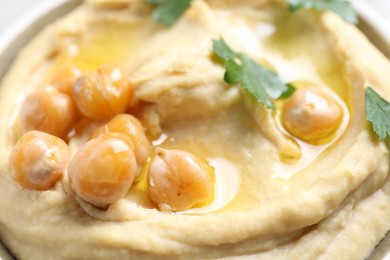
[365,87,390,140]
[287,0,358,24]
[212,39,294,109]
[146,0,192,26]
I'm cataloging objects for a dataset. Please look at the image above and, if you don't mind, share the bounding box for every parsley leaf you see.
[213,39,294,109]
[287,0,358,24]
[365,87,390,140]
[146,0,192,26]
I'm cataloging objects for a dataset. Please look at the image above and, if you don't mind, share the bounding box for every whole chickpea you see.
[147,148,214,212]
[51,65,82,95]
[20,86,77,139]
[281,87,343,142]
[68,132,137,208]
[72,64,132,120]
[9,130,70,190]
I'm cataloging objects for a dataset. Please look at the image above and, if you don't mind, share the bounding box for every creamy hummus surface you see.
[1,0,390,259]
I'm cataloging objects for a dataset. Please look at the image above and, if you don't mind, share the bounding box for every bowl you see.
[0,0,389,259]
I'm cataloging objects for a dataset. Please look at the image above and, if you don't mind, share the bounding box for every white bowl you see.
[352,0,390,58]
[0,1,389,259]
[0,0,82,81]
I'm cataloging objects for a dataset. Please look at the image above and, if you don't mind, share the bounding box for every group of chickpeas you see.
[8,64,214,212]
[8,62,344,212]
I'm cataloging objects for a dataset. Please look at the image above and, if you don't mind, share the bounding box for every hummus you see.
[1,0,390,259]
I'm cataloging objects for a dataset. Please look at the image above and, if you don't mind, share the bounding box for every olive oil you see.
[49,20,155,74]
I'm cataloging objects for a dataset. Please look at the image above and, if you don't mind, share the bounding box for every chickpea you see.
[147,148,214,212]
[281,87,343,142]
[68,132,137,208]
[72,64,132,120]
[9,130,69,190]
[51,66,82,95]
[20,86,77,139]
[91,114,151,176]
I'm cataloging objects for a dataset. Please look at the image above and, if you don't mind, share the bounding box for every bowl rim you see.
[352,0,390,58]
[0,0,82,81]
[0,0,389,259]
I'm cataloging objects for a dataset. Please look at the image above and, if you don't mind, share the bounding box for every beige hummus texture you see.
[0,0,390,259]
